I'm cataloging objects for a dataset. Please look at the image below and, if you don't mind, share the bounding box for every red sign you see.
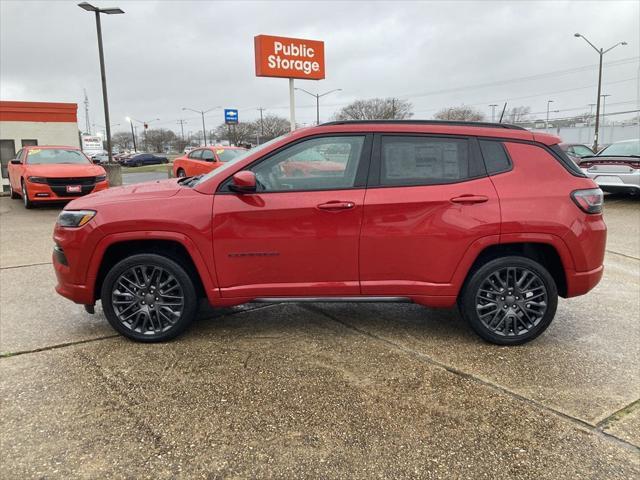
[254,35,325,80]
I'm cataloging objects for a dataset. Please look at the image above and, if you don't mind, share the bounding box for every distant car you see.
[7,145,108,209]
[281,148,346,177]
[172,146,246,177]
[122,153,169,167]
[91,154,110,164]
[559,143,594,162]
[579,139,639,195]
[183,146,197,154]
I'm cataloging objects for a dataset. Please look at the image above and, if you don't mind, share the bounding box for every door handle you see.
[317,201,355,211]
[450,195,489,205]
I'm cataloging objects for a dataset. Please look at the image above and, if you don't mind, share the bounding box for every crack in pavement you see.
[597,398,640,430]
[302,304,640,454]
[606,250,640,261]
[0,302,279,359]
[0,261,52,270]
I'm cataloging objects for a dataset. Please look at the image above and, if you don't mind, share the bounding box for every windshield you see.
[216,148,246,162]
[191,135,288,186]
[26,149,90,165]
[597,140,640,157]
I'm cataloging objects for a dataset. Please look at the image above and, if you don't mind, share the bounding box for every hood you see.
[26,163,106,177]
[65,178,182,209]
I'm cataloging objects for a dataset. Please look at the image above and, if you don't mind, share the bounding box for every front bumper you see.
[27,180,109,201]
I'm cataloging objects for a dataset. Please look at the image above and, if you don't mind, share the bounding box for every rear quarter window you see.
[478,139,511,174]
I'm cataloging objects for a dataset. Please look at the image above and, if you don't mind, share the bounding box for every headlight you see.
[28,176,47,184]
[95,175,107,182]
[57,210,96,227]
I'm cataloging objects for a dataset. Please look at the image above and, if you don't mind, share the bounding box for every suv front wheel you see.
[459,256,558,345]
[100,253,198,342]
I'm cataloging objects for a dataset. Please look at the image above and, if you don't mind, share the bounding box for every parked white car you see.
[579,139,639,195]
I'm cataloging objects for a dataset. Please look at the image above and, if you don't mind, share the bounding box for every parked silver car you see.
[580,139,639,195]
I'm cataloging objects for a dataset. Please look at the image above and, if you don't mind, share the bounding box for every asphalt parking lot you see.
[0,193,638,479]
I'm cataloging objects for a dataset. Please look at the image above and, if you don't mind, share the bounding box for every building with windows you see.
[0,101,79,192]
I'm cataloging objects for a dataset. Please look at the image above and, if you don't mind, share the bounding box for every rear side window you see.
[479,140,511,174]
[188,149,203,160]
[380,136,479,186]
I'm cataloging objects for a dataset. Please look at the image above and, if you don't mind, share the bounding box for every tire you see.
[9,176,19,199]
[100,253,198,342]
[21,180,34,209]
[176,168,186,178]
[458,256,558,345]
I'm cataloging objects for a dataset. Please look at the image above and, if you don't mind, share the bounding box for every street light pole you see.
[546,100,554,132]
[126,117,137,152]
[574,33,627,151]
[294,88,342,125]
[489,104,499,123]
[182,107,220,146]
[78,2,124,164]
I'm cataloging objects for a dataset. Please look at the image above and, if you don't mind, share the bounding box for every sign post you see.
[254,35,325,132]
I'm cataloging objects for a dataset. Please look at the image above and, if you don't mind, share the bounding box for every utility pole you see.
[257,107,265,136]
[489,104,499,123]
[574,33,627,151]
[601,94,611,127]
[177,119,187,141]
[83,89,91,134]
[546,100,554,132]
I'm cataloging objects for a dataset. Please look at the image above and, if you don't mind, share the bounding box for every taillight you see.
[571,188,604,214]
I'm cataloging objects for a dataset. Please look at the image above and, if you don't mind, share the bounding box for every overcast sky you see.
[1,0,638,136]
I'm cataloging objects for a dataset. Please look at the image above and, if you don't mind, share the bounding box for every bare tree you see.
[215,122,256,146]
[111,131,133,151]
[434,106,485,121]
[253,114,290,138]
[504,106,531,124]
[334,98,413,120]
[144,128,177,153]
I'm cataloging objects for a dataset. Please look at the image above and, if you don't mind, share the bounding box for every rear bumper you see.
[582,169,640,192]
[565,265,604,298]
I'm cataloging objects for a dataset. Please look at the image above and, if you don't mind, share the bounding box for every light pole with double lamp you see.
[294,88,342,125]
[182,107,221,146]
[574,33,627,151]
[78,2,124,164]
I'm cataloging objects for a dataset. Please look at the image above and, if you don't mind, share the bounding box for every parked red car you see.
[53,121,606,345]
[8,145,108,209]
[172,145,246,178]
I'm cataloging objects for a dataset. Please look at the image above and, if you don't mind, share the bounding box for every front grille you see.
[46,177,96,186]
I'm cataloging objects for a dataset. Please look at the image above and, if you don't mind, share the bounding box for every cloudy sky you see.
[1,0,638,136]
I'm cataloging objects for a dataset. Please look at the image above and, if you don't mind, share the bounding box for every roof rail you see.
[320,119,527,131]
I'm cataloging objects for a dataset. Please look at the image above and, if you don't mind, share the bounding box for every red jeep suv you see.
[53,121,606,345]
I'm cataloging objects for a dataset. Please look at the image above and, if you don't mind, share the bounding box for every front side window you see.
[26,149,90,165]
[251,136,365,192]
[201,149,215,161]
[380,136,475,186]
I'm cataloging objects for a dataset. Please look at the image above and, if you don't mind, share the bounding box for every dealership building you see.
[0,101,80,193]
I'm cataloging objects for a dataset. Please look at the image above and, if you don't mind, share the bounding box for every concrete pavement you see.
[0,193,638,478]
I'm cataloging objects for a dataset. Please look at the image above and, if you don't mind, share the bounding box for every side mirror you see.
[10,159,21,165]
[229,171,256,193]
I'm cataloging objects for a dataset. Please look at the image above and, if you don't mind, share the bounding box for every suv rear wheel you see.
[459,256,558,345]
[100,253,198,342]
